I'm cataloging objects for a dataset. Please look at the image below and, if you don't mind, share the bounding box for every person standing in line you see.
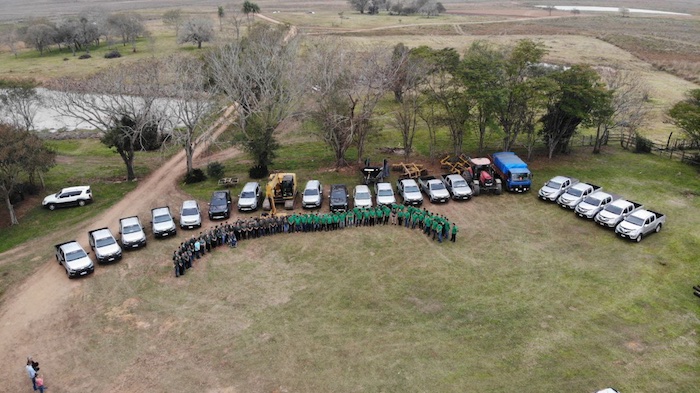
[35,374,45,393]
[26,358,37,391]
[193,237,201,259]
[451,223,458,242]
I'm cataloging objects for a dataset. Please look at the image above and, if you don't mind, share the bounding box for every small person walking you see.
[35,374,46,393]
[26,358,37,391]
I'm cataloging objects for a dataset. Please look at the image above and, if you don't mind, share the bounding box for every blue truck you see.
[490,152,532,193]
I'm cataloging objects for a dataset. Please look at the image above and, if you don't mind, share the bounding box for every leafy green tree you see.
[242,1,260,24]
[348,0,371,14]
[540,65,609,158]
[668,89,700,145]
[0,123,55,225]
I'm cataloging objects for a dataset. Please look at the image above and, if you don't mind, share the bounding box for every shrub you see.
[634,133,653,153]
[183,168,207,184]
[206,161,225,179]
[104,50,122,59]
[248,165,269,179]
[78,54,92,60]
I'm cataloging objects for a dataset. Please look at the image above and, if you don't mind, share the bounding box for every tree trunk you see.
[185,139,194,174]
[198,41,202,49]
[592,124,603,154]
[4,192,18,226]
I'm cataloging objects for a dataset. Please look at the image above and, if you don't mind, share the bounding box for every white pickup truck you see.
[557,182,600,209]
[88,227,123,264]
[575,191,619,219]
[615,209,665,242]
[119,216,147,249]
[441,174,472,200]
[538,176,579,202]
[397,178,423,206]
[55,241,95,278]
[417,175,450,203]
[594,199,643,228]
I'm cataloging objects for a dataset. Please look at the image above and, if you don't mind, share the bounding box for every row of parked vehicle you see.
[538,176,666,242]
[52,190,237,278]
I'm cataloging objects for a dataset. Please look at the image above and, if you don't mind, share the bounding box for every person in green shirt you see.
[436,221,444,243]
[451,223,458,242]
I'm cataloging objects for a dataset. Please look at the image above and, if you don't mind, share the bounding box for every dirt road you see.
[0,105,238,392]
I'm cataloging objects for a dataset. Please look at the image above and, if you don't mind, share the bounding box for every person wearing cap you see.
[26,358,37,391]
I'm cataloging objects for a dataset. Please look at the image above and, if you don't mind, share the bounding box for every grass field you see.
[0,1,699,391]
[38,145,700,392]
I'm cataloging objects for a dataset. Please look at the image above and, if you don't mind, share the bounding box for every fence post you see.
[666,132,673,150]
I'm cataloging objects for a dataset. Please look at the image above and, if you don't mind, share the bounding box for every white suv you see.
[353,185,373,208]
[238,182,261,212]
[151,206,177,238]
[42,186,92,210]
[375,182,396,206]
[180,200,202,229]
[302,180,323,209]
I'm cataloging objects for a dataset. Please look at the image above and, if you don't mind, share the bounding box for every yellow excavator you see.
[262,172,297,212]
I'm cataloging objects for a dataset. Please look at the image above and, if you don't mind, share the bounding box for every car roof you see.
[550,175,570,183]
[401,178,418,185]
[570,182,592,190]
[630,209,654,219]
[376,182,392,190]
[354,184,370,192]
[212,190,230,197]
[60,185,90,192]
[182,200,198,208]
[242,182,259,191]
[60,241,83,253]
[305,180,321,188]
[152,206,170,214]
[609,199,631,207]
[90,228,113,239]
[331,184,347,190]
[588,190,611,198]
[120,216,140,224]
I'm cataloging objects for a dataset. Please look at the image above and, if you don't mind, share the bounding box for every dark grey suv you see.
[208,190,232,220]
[329,184,349,212]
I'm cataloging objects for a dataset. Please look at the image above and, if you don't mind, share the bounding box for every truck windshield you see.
[182,208,199,216]
[96,237,115,247]
[452,179,468,188]
[545,180,561,189]
[378,189,393,196]
[123,224,140,234]
[66,249,87,261]
[511,172,529,181]
[431,183,445,190]
[583,196,601,206]
[405,185,419,193]
[605,205,623,214]
[626,215,645,226]
[154,214,171,223]
[356,192,370,200]
[304,189,319,196]
[241,191,256,198]
[568,188,584,197]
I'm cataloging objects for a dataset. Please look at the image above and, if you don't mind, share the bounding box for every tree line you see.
[347,0,446,16]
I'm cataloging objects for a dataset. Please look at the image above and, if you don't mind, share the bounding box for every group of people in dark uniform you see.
[171,203,458,277]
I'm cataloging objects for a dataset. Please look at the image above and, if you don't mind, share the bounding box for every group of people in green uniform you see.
[170,203,458,277]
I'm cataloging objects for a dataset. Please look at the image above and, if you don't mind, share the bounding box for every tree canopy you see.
[668,89,700,145]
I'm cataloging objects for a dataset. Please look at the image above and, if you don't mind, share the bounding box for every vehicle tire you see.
[655,224,662,233]
[472,184,480,196]
[635,234,643,243]
[78,200,86,207]
[495,183,503,195]
[48,204,56,211]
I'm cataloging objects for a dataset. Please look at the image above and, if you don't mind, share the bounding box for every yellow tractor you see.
[262,172,298,212]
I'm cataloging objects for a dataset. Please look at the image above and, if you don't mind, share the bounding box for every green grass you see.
[56,145,700,391]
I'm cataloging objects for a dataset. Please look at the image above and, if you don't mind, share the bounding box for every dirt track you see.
[0,105,238,391]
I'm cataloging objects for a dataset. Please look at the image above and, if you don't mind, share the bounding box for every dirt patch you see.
[406,296,444,314]
[625,340,646,352]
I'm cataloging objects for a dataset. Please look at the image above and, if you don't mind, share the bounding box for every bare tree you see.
[544,5,556,16]
[178,18,214,49]
[2,26,20,58]
[23,23,57,55]
[163,55,215,173]
[208,23,302,175]
[619,7,630,18]
[390,48,427,159]
[163,9,183,37]
[594,69,650,153]
[50,59,168,181]
[308,40,395,167]
[0,81,42,131]
[107,12,146,53]
[226,6,245,40]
